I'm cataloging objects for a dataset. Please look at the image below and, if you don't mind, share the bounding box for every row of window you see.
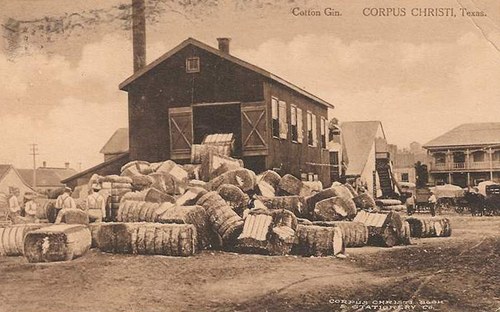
[434,150,500,163]
[271,97,327,148]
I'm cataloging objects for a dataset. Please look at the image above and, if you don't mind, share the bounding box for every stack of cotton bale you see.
[120,188,175,204]
[191,144,232,165]
[85,153,419,258]
[120,159,190,198]
[97,175,133,221]
[375,199,406,212]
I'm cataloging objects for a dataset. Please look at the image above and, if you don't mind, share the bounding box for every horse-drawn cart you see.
[415,187,433,214]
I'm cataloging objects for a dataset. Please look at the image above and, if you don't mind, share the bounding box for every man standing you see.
[86,183,106,222]
[55,187,77,219]
[8,188,21,223]
[405,192,416,215]
[24,192,38,223]
[428,190,437,217]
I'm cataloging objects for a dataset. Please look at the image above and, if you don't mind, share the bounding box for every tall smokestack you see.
[132,0,146,72]
[217,38,231,54]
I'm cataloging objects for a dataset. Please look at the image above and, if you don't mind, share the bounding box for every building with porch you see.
[423,122,500,187]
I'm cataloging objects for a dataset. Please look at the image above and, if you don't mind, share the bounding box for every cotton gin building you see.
[119,37,335,185]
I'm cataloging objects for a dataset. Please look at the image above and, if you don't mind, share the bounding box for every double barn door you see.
[168,102,268,160]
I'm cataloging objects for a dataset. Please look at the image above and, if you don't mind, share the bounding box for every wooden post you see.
[489,148,493,180]
[373,170,377,199]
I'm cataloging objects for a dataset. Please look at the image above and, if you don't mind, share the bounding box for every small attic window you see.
[186,57,200,73]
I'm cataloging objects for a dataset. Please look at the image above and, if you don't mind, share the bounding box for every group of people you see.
[6,182,108,224]
[7,189,39,223]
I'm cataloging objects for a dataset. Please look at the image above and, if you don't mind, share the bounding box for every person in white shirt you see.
[24,192,38,223]
[8,189,21,222]
[405,192,416,215]
[86,183,106,222]
[428,191,437,217]
[55,187,77,220]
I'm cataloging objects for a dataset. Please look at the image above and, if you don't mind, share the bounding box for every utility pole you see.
[29,143,39,189]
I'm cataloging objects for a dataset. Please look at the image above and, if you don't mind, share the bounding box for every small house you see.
[0,164,35,198]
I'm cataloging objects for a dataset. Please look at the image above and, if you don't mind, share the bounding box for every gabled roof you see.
[423,122,500,149]
[61,153,130,184]
[0,165,13,181]
[119,37,334,109]
[100,128,129,154]
[18,167,78,187]
[341,121,385,176]
[0,164,36,191]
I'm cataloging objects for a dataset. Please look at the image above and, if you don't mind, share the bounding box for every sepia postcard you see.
[1,1,499,311]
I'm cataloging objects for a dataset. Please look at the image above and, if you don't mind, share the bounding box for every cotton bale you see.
[96,222,197,256]
[55,209,89,225]
[353,193,376,210]
[292,225,345,257]
[158,205,210,249]
[314,196,357,221]
[257,195,306,218]
[311,221,368,247]
[175,187,208,207]
[208,169,256,193]
[196,192,244,248]
[24,224,91,263]
[217,184,249,216]
[120,161,152,177]
[0,224,49,256]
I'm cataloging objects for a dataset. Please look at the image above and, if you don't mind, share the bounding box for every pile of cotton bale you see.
[375,198,406,212]
[96,175,133,221]
[0,153,455,264]
[93,158,359,257]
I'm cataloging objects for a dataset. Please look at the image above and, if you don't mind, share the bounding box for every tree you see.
[415,161,428,188]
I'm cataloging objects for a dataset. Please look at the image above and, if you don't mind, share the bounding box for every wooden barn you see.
[119,37,335,185]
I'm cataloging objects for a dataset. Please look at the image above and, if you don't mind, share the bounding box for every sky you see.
[1,0,499,170]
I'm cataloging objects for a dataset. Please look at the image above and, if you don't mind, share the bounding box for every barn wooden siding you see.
[128,45,264,162]
[126,42,331,185]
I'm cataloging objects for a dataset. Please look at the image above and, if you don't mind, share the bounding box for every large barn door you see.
[241,103,268,156]
[169,107,192,160]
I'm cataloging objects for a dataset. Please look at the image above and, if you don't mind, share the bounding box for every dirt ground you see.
[0,213,498,312]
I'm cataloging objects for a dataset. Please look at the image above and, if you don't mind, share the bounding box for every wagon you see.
[415,187,434,214]
[431,184,464,211]
[485,184,500,216]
